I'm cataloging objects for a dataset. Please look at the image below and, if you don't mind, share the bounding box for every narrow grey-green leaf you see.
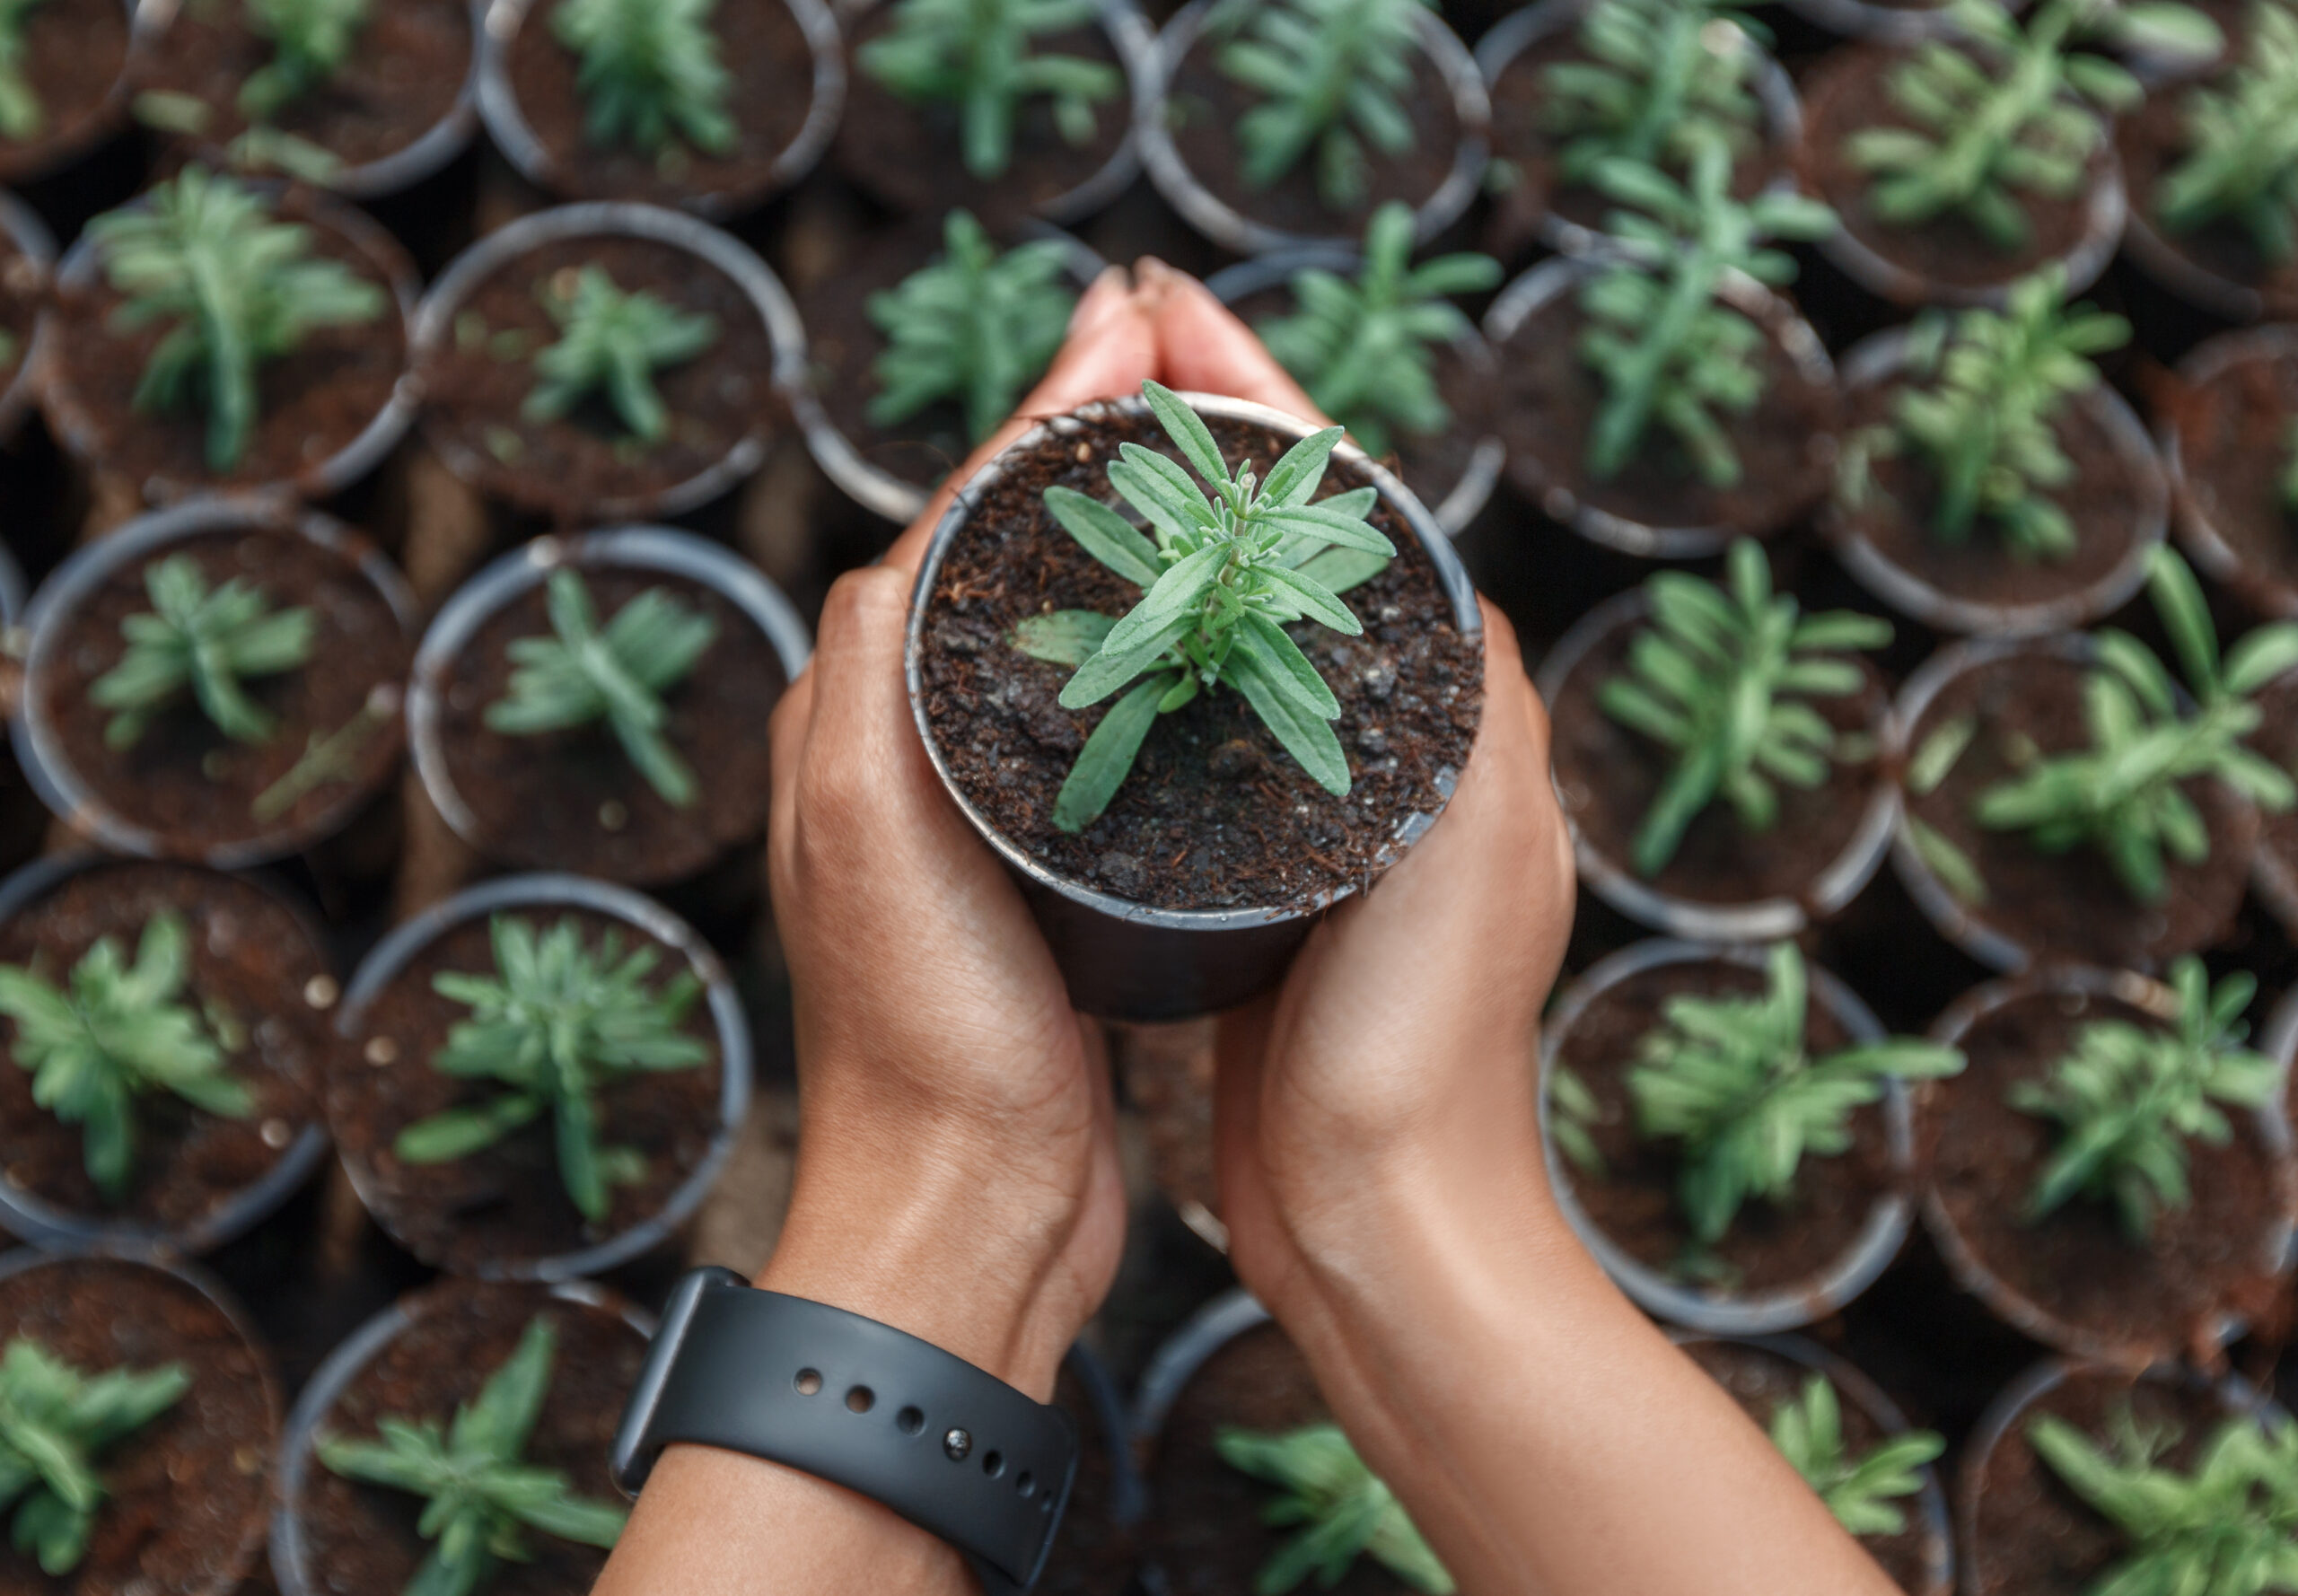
[1142,380,1230,486]
[1053,675,1170,834]
[1012,610,1118,668]
[1043,486,1162,587]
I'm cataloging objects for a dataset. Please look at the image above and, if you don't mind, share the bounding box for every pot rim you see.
[0,186,54,445]
[1535,588,1899,940]
[1919,963,2298,1366]
[1134,0,1491,256]
[0,0,158,187]
[477,0,846,217]
[1824,322,2168,637]
[902,388,1483,937]
[410,199,808,522]
[1484,254,1838,557]
[1060,1341,1151,1530]
[1539,937,1917,1334]
[330,872,755,1281]
[11,496,420,869]
[404,525,813,877]
[2161,323,2298,621]
[1129,1285,1271,1448]
[2120,185,2283,324]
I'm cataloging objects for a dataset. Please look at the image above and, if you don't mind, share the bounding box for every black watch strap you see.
[611,1267,1077,1594]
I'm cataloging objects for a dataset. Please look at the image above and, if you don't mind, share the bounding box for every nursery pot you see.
[406,526,811,884]
[2161,324,2298,621]
[1535,589,1898,942]
[1203,245,1505,536]
[330,873,753,1281]
[1539,939,1919,1335]
[1135,0,1491,256]
[11,497,419,869]
[1778,0,1970,41]
[2115,82,2298,324]
[1824,324,2168,637]
[904,390,1484,1023]
[0,187,52,444]
[0,0,156,187]
[478,0,846,215]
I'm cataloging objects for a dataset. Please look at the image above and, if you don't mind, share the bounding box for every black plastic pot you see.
[2162,324,2298,620]
[0,186,53,445]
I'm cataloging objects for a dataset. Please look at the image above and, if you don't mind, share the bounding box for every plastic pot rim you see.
[0,187,54,445]
[0,0,157,187]
[2161,324,2298,622]
[2120,194,2284,325]
[1128,1285,1271,1450]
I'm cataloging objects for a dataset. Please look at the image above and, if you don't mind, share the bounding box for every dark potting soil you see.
[427,566,788,884]
[138,0,471,175]
[1163,24,1463,239]
[48,197,407,495]
[1553,958,1897,1293]
[2164,339,2298,615]
[1902,647,2257,968]
[1798,47,2111,297]
[2118,85,2298,320]
[0,1257,274,1596]
[329,908,724,1273]
[1037,1362,1137,1596]
[1147,1321,1416,1596]
[1922,984,2293,1363]
[0,226,38,398]
[292,1279,644,1596]
[1680,1340,1939,1596]
[1548,604,1888,910]
[419,234,780,519]
[36,528,409,858]
[0,0,132,183]
[0,862,328,1232]
[917,412,1484,914]
[837,7,1132,222]
[1494,285,1837,537]
[504,0,818,207]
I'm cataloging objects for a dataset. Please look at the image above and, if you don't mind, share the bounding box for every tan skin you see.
[592,262,1900,1596]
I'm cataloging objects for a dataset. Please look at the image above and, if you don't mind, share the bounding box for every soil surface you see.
[35,527,409,859]
[2119,81,2298,319]
[0,862,327,1233]
[0,0,132,183]
[505,0,816,207]
[0,1257,274,1596]
[292,1279,643,1596]
[419,233,781,520]
[1922,983,2293,1363]
[1901,647,2258,968]
[0,225,39,399]
[330,907,725,1273]
[2166,339,2298,615]
[1037,1360,1136,1596]
[917,411,1483,914]
[427,565,788,884]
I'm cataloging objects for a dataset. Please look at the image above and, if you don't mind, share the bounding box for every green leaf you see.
[1011,610,1118,668]
[1052,675,1171,835]
[1230,641,1350,796]
[1141,380,1230,487]
[1041,486,1163,587]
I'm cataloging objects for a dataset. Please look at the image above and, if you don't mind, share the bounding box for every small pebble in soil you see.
[1097,852,1145,895]
[260,1118,291,1149]
[1074,442,1092,462]
[304,975,339,1009]
[1357,726,1388,755]
[364,1035,399,1065]
[599,800,628,832]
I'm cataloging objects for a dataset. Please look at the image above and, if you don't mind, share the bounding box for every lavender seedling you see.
[0,1338,189,1575]
[0,0,48,142]
[240,0,373,120]
[1215,0,1433,210]
[1215,1425,1454,1594]
[523,265,719,444]
[89,554,316,750]
[2156,0,2298,264]
[1540,0,1770,189]
[1768,1374,1944,1538]
[552,0,735,158]
[859,0,1121,181]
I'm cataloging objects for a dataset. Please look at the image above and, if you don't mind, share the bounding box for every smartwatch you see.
[610,1267,1079,1595]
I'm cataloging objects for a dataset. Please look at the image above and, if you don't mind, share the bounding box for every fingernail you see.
[1067,267,1132,336]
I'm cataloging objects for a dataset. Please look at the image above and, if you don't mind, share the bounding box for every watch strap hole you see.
[846,1385,876,1414]
[794,1368,822,1396]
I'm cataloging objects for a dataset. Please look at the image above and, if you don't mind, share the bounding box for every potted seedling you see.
[1890,546,2298,970]
[0,1245,278,1596]
[1137,0,1490,253]
[1535,539,1897,941]
[407,527,811,885]
[1206,200,1505,535]
[413,202,804,526]
[12,497,417,868]
[1485,142,1838,557]
[0,0,150,186]
[1539,939,1962,1333]
[794,209,1095,523]
[838,0,1150,224]
[0,186,51,443]
[906,380,1482,1021]
[39,164,417,504]
[1920,959,2297,1364]
[329,873,751,1278]
[478,0,843,215]
[1960,1359,2294,1596]
[1828,267,2169,636]
[271,1276,646,1596]
[2163,325,2298,621]
[1474,0,1802,259]
[1671,1334,1952,1596]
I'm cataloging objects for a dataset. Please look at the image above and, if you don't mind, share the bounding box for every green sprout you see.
[1598,539,1892,878]
[0,913,254,1203]
[1540,0,1768,190]
[2027,1404,2298,1596]
[858,0,1122,182]
[552,0,735,158]
[1215,0,1432,211]
[240,0,372,121]
[1972,546,2298,903]
[865,209,1076,449]
[1768,1374,1944,1539]
[1215,1425,1453,1595]
[1627,941,1964,1250]
[2283,419,2298,513]
[484,568,717,810]
[319,1314,628,1596]
[0,1338,189,1576]
[1257,200,1501,461]
[523,266,719,445]
[1575,138,1835,488]
[2155,0,2298,264]
[1013,381,1396,833]
[392,915,710,1224]
[2011,955,2280,1241]
[89,553,317,751]
[1548,1064,1611,1179]
[0,0,48,143]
